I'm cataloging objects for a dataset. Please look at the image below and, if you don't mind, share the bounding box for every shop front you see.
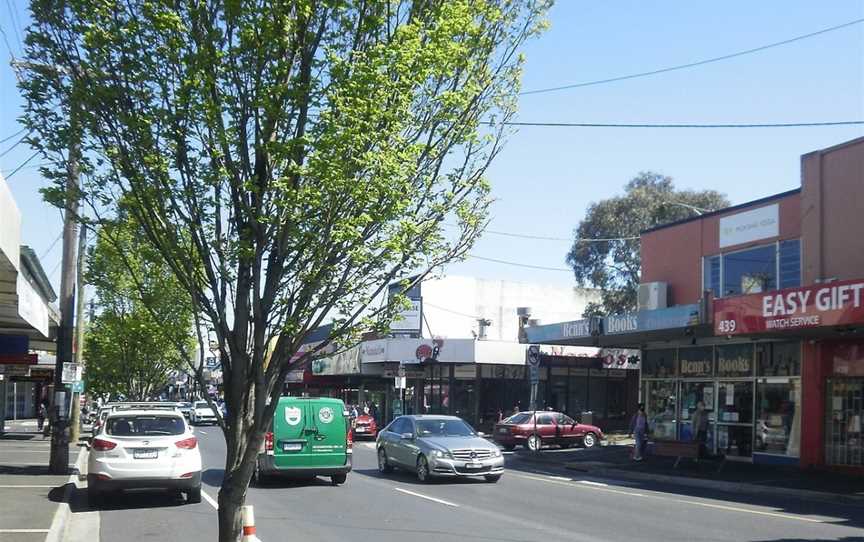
[714,278,864,470]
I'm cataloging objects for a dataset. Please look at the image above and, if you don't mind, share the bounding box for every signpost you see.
[61,362,82,384]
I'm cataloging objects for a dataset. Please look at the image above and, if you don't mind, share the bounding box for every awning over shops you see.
[360,337,526,366]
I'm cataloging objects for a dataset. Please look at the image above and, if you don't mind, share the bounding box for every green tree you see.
[567,172,730,316]
[84,215,194,401]
[20,1,550,537]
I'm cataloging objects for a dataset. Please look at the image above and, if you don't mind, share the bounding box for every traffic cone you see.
[241,505,262,542]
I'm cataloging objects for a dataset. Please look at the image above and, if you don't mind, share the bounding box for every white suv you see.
[190,401,217,425]
[87,410,202,505]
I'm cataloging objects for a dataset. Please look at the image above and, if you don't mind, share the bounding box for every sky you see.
[1,0,862,298]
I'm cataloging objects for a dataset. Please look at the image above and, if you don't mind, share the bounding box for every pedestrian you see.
[37,401,47,432]
[691,401,709,456]
[628,403,648,461]
[363,402,370,415]
[511,404,520,416]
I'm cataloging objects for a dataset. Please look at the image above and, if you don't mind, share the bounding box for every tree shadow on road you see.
[49,482,189,513]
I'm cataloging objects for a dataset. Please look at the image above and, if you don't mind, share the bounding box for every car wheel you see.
[416,455,431,483]
[377,448,393,474]
[484,474,502,483]
[582,432,598,449]
[527,434,541,452]
[252,459,267,487]
[187,485,202,504]
[331,473,347,485]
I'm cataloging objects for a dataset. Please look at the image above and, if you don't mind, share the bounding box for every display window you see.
[643,349,677,378]
[644,380,677,440]
[679,381,715,450]
[756,378,800,457]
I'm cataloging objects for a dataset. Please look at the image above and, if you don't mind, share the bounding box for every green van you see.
[253,397,352,486]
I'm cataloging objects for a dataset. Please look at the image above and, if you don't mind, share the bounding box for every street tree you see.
[84,215,195,401]
[19,1,551,538]
[566,172,729,315]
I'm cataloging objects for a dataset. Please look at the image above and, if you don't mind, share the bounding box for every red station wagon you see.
[493,411,604,451]
[353,414,378,438]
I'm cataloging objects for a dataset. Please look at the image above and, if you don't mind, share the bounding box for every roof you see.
[105,409,184,418]
[641,188,801,235]
[19,246,57,302]
[400,414,461,420]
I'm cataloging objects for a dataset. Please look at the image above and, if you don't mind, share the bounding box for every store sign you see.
[312,345,361,375]
[0,353,38,365]
[604,304,701,336]
[714,279,864,336]
[524,317,600,344]
[600,349,641,370]
[0,335,28,355]
[679,347,713,377]
[719,204,778,248]
[0,364,31,377]
[390,299,422,333]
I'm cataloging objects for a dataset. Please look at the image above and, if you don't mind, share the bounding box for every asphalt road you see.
[95,428,864,542]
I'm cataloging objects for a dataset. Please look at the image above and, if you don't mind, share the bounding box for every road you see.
[94,428,864,542]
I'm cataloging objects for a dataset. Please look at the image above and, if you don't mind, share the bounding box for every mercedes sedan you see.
[376,415,503,483]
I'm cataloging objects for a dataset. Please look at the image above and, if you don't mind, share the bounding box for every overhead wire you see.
[3,0,22,56]
[5,149,41,179]
[467,254,572,272]
[0,126,27,145]
[40,231,62,261]
[0,131,30,158]
[520,17,864,95]
[498,120,864,129]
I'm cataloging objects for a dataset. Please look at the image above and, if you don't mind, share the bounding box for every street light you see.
[661,201,714,216]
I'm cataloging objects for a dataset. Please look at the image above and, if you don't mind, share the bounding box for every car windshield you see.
[195,402,211,409]
[106,415,185,436]
[415,419,476,437]
[505,413,532,425]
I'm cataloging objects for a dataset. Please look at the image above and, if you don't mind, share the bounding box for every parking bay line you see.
[202,490,219,510]
[509,473,825,524]
[394,487,459,508]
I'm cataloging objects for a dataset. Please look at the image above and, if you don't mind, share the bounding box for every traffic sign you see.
[527,345,540,367]
[62,362,82,384]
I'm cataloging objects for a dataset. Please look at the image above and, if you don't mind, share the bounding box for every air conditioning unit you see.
[638,282,668,311]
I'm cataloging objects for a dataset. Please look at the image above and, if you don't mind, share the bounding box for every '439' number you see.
[718,319,737,333]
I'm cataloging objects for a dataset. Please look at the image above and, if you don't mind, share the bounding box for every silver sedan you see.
[376,415,504,483]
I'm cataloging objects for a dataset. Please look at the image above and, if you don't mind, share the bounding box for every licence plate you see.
[498,428,508,434]
[465,462,482,469]
[356,427,367,433]
[283,442,302,452]
[133,449,158,459]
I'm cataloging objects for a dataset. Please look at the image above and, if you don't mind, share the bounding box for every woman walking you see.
[629,403,648,461]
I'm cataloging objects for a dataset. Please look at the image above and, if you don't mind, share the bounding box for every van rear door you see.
[272,399,310,468]
[303,399,348,468]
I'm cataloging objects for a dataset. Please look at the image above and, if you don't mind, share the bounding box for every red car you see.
[353,414,378,438]
[493,411,604,451]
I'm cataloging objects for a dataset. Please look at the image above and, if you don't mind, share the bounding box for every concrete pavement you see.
[91,428,864,542]
[0,422,81,542]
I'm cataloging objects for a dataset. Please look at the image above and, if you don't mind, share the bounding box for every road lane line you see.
[394,487,459,508]
[0,529,50,533]
[198,430,208,435]
[579,480,609,487]
[509,473,825,523]
[0,485,55,488]
[202,490,219,510]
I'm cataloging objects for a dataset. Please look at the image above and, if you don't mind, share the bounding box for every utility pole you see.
[49,98,80,475]
[69,223,87,443]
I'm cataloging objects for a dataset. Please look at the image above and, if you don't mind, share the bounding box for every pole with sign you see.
[527,345,540,454]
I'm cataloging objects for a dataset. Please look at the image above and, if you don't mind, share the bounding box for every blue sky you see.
[1,0,862,296]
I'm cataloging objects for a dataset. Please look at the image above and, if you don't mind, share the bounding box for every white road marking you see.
[198,431,207,435]
[201,489,219,510]
[0,529,50,533]
[509,473,825,523]
[394,487,459,508]
[579,480,609,487]
[0,485,55,488]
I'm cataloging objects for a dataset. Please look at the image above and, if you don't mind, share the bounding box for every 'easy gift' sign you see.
[714,279,864,335]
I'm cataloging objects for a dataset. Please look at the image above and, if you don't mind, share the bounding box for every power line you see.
[40,231,63,261]
[0,132,30,159]
[520,18,864,95]
[4,0,22,56]
[447,222,652,242]
[423,302,482,320]
[468,254,572,272]
[0,126,27,145]
[499,120,864,129]
[5,150,41,179]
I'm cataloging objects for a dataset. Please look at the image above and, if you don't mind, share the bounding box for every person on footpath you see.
[628,403,648,461]
[691,401,709,457]
[37,401,47,432]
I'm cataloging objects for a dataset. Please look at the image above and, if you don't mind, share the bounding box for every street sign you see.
[61,362,82,384]
[527,345,540,367]
[394,376,407,390]
[70,381,84,393]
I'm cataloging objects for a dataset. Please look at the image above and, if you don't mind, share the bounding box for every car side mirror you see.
[401,433,414,440]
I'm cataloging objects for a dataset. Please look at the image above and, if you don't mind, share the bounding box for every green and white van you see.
[253,397,352,486]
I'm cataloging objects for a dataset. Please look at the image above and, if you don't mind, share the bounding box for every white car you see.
[87,410,202,504]
[190,401,218,425]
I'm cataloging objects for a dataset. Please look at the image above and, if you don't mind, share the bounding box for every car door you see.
[535,413,557,442]
[383,418,408,466]
[557,414,581,446]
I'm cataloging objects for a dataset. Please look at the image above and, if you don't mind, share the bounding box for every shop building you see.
[524,136,864,471]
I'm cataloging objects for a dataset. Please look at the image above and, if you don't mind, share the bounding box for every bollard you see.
[241,505,262,542]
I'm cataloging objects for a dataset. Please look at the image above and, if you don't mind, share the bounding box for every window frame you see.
[702,239,801,299]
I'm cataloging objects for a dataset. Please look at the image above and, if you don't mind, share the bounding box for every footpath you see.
[509,436,864,505]
[0,419,86,542]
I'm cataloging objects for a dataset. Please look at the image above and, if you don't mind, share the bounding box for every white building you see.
[419,275,600,341]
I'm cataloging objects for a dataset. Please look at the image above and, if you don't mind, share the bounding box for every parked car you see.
[190,401,217,425]
[353,414,378,438]
[493,411,604,451]
[376,415,503,483]
[87,409,202,505]
[177,402,193,419]
[252,397,352,486]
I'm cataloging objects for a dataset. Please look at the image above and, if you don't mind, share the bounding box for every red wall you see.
[640,192,802,306]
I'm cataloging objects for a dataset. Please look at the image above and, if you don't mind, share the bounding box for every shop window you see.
[645,380,677,440]
[757,342,801,377]
[567,370,588,417]
[678,347,713,378]
[703,255,720,295]
[679,381,715,450]
[723,245,776,296]
[715,344,754,378]
[756,379,800,457]
[717,381,753,424]
[643,349,677,378]
[779,239,801,289]
[588,369,607,418]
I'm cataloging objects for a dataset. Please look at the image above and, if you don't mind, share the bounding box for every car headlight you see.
[432,450,451,459]
[493,448,502,457]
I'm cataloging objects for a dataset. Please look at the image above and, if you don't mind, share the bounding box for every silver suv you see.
[376,415,504,483]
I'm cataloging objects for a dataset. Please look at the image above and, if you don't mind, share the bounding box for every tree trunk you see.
[216,476,244,542]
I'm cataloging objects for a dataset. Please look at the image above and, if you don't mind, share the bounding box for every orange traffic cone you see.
[241,505,262,542]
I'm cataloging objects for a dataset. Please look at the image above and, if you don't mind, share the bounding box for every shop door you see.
[825,378,864,467]
[679,381,716,454]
